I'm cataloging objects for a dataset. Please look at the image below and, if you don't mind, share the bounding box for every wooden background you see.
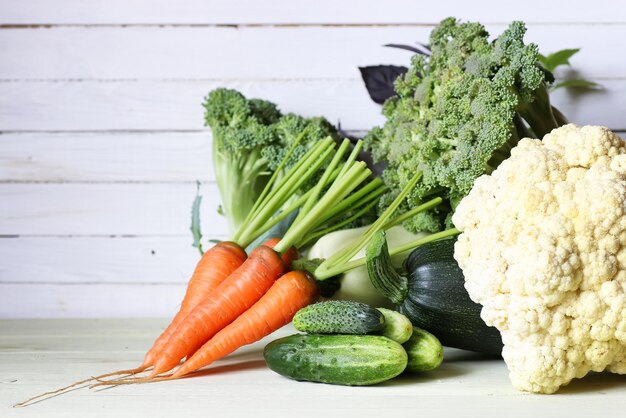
[1,1,625,318]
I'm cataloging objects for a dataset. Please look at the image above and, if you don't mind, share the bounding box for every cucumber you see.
[376,308,413,344]
[403,327,443,373]
[264,334,407,386]
[292,300,385,335]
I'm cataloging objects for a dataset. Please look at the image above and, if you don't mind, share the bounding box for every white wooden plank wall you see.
[1,1,625,318]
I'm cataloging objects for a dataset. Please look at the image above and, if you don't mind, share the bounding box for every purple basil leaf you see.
[358,65,408,104]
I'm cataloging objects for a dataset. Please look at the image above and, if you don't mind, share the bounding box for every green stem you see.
[316,171,423,272]
[233,139,334,244]
[315,180,386,227]
[381,197,442,230]
[245,132,309,221]
[290,140,352,230]
[236,166,344,248]
[298,199,380,249]
[315,228,461,280]
[274,159,370,254]
[517,85,560,138]
[365,230,407,304]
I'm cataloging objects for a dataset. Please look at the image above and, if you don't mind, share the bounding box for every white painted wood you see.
[2,1,626,320]
[0,0,623,24]
[1,319,625,418]
[0,79,382,131]
[0,132,214,182]
[0,183,227,236]
[0,283,187,318]
[0,237,211,284]
[1,129,624,183]
[0,25,623,79]
[1,79,625,132]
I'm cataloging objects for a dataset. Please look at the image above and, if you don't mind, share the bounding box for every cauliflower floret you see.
[453,124,626,394]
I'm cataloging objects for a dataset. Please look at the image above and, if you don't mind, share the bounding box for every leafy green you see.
[538,48,580,72]
[365,18,568,233]
[538,48,600,91]
[552,79,601,90]
[203,89,342,236]
[190,181,204,255]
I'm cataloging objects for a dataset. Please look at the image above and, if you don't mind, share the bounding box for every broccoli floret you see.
[262,113,339,170]
[365,18,566,233]
[204,89,280,233]
[204,88,348,235]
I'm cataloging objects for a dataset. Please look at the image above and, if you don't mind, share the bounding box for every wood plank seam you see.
[3,22,626,28]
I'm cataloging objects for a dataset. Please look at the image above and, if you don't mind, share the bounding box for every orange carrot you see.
[140,241,247,369]
[149,244,286,376]
[262,237,299,268]
[172,270,318,378]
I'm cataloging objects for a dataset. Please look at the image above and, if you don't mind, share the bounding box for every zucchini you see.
[366,231,503,355]
[403,327,443,372]
[292,300,385,335]
[376,308,413,344]
[264,334,407,386]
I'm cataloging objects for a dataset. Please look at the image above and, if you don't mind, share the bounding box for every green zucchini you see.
[403,327,443,372]
[264,334,407,386]
[292,300,385,335]
[366,231,503,355]
[376,308,413,344]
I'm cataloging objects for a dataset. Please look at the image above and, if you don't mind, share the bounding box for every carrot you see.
[263,237,299,268]
[141,241,247,369]
[173,270,318,377]
[148,244,286,376]
[11,240,248,408]
[98,270,318,386]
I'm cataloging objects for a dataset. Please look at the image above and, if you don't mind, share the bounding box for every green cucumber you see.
[264,334,407,386]
[292,300,385,335]
[376,308,413,344]
[403,327,443,373]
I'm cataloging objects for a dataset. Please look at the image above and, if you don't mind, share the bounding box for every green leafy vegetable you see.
[203,88,341,235]
[538,48,600,91]
[538,48,581,72]
[364,17,569,233]
[197,88,377,250]
[552,79,601,90]
[190,181,204,255]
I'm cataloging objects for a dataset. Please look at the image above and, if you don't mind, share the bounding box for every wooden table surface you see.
[1,319,625,417]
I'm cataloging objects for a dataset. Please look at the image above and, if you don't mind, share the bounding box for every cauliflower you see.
[452,124,626,394]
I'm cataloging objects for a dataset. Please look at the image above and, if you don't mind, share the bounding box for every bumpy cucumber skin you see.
[292,300,385,335]
[403,327,443,373]
[264,334,408,386]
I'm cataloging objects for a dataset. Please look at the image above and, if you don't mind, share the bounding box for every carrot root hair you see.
[90,374,173,389]
[12,366,153,408]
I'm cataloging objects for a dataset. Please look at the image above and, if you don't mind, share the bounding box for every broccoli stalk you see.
[365,18,569,233]
[204,89,281,233]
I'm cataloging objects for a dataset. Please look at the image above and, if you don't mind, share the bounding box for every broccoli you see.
[203,88,340,234]
[364,18,567,233]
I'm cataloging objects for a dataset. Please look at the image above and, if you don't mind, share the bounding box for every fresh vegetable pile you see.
[16,15,626,406]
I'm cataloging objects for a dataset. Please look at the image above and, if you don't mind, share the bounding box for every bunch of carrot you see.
[15,137,386,406]
[95,138,381,384]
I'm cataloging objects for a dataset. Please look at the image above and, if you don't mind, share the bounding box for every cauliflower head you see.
[453,124,626,394]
